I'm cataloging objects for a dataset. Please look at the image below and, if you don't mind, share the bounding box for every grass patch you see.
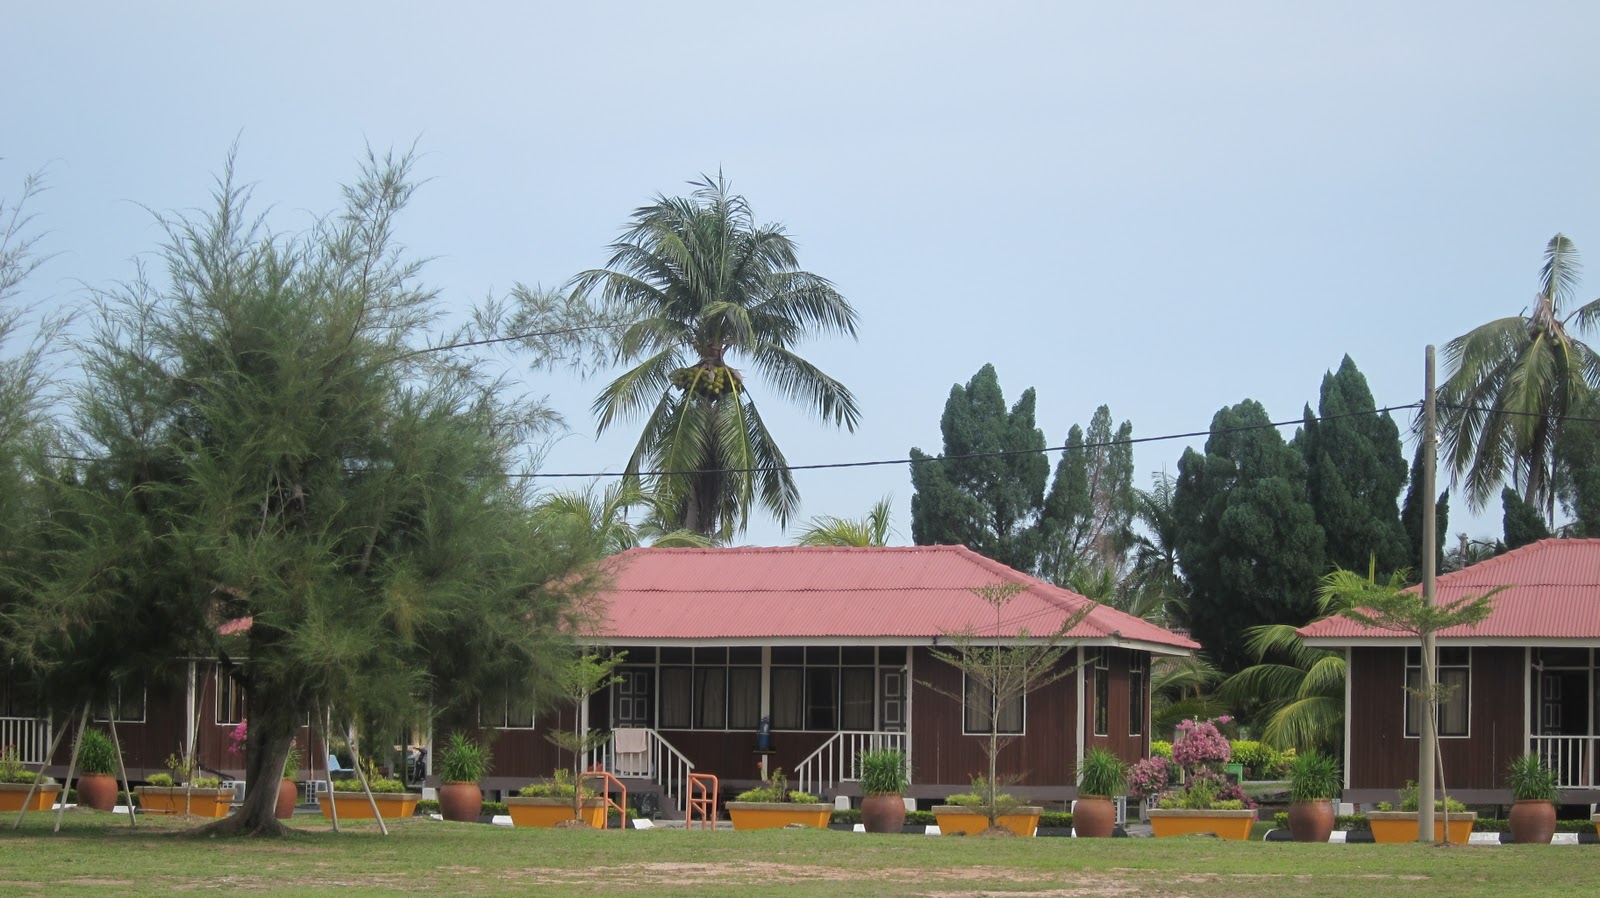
[0,807,1595,897]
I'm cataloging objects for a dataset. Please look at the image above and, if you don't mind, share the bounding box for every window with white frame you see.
[962,673,1024,735]
[482,693,537,730]
[1091,649,1111,736]
[215,668,246,725]
[658,647,762,731]
[1405,646,1469,737]
[93,680,147,723]
[1128,654,1146,737]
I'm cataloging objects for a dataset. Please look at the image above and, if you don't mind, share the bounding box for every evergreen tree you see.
[1501,487,1551,551]
[1554,399,1600,536]
[3,152,605,836]
[1296,356,1409,574]
[1400,442,1450,576]
[1172,400,1326,673]
[909,364,1048,573]
[1037,406,1135,586]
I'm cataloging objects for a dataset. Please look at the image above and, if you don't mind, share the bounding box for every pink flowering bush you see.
[1127,756,1175,801]
[228,719,248,757]
[1170,717,1231,770]
[1147,716,1257,810]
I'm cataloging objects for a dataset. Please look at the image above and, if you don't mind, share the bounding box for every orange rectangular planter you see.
[317,791,420,820]
[135,787,233,818]
[932,806,1042,837]
[1147,808,1257,840]
[0,783,60,812]
[1367,811,1476,843]
[505,796,608,828]
[725,801,834,831]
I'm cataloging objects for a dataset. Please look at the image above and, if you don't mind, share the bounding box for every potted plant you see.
[1143,717,1258,840]
[1367,780,1476,843]
[1505,753,1558,844]
[858,748,908,834]
[276,747,301,820]
[74,728,120,812]
[726,768,833,831]
[933,776,1043,837]
[505,770,607,828]
[135,770,234,818]
[0,746,59,812]
[436,731,491,823]
[1285,750,1341,843]
[1074,747,1126,838]
[318,771,421,820]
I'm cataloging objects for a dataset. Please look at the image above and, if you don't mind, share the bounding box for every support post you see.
[1419,344,1438,843]
[108,716,137,827]
[53,704,91,833]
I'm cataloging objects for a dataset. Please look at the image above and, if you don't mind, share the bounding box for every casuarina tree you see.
[1037,406,1136,587]
[572,175,860,540]
[3,150,606,836]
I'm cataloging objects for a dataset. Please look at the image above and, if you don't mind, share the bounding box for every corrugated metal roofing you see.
[589,545,1198,651]
[1298,538,1600,641]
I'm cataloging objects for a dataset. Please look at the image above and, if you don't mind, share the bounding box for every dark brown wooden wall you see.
[908,645,1076,793]
[1083,648,1150,766]
[1347,646,1525,794]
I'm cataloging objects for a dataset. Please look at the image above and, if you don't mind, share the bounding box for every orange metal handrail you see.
[579,770,628,830]
[686,772,719,830]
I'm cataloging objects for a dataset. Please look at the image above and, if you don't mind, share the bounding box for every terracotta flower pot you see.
[1508,799,1556,844]
[1286,799,1336,843]
[1073,796,1117,837]
[860,793,906,833]
[275,779,299,819]
[438,782,484,822]
[76,773,118,812]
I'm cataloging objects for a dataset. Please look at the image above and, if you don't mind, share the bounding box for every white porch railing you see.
[0,716,51,765]
[1531,735,1598,788]
[795,730,908,798]
[586,728,696,811]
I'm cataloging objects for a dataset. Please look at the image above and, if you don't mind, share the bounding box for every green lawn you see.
[0,809,1594,897]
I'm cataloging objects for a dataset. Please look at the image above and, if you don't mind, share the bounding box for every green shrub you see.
[145,773,174,787]
[191,776,222,789]
[438,731,492,784]
[858,749,908,796]
[1506,753,1558,802]
[1393,780,1466,813]
[518,769,596,799]
[732,768,816,803]
[416,799,440,815]
[1038,812,1074,828]
[1149,740,1172,759]
[76,729,117,776]
[0,747,53,786]
[483,800,507,816]
[1077,747,1127,797]
[1229,740,1292,779]
[332,776,407,794]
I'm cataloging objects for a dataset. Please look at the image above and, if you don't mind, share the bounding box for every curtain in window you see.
[996,693,1023,734]
[695,668,726,729]
[807,668,839,730]
[771,667,803,729]
[728,668,761,729]
[659,667,692,729]
[964,678,993,732]
[1439,667,1469,735]
[841,668,875,730]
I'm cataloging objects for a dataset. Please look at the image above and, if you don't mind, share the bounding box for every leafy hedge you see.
[828,809,1074,828]
[1270,812,1596,833]
[415,799,508,817]
[1229,741,1293,779]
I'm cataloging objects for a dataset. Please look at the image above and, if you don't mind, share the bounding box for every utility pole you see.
[1419,345,1438,842]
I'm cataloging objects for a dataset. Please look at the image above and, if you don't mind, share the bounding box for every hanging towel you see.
[613,727,648,753]
[612,728,650,776]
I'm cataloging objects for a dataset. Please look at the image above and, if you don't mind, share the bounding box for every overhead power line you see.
[517,401,1428,480]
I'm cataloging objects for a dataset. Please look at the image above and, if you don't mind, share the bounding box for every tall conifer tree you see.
[1296,356,1409,574]
[1172,401,1326,672]
[909,364,1048,573]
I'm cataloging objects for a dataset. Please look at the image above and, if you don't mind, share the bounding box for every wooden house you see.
[1298,537,1600,807]
[470,545,1197,811]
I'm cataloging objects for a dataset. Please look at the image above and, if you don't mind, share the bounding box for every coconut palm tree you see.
[1438,234,1600,523]
[1218,622,1345,754]
[572,175,860,539]
[1123,471,1188,627]
[533,480,716,555]
[794,495,895,547]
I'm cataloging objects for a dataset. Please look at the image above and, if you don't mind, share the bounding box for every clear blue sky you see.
[6,1,1599,547]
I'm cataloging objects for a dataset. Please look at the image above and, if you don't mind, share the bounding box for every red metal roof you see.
[588,545,1198,653]
[1298,538,1600,642]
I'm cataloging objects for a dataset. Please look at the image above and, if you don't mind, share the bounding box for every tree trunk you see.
[189,690,298,838]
